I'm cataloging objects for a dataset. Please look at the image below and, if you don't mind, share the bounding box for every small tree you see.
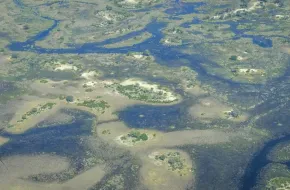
[158,154,166,160]
[139,133,148,141]
[229,55,237,61]
[66,95,74,102]
[31,108,38,113]
[106,5,113,10]
[129,130,141,138]
[23,25,29,30]
[11,53,18,59]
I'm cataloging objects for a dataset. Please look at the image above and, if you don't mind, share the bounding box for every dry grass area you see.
[0,136,9,146]
[281,46,290,55]
[147,149,193,176]
[184,85,208,96]
[97,121,235,149]
[0,55,10,64]
[62,165,106,190]
[189,97,248,123]
[97,121,236,189]
[140,160,192,190]
[6,97,63,134]
[0,154,105,190]
[1,65,246,189]
[0,55,12,76]
[1,76,240,189]
[6,76,146,133]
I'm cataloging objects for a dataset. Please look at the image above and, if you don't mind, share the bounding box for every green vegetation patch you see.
[155,151,185,171]
[102,129,111,135]
[19,102,56,122]
[77,99,110,113]
[112,0,162,9]
[266,177,290,190]
[106,81,178,103]
[269,143,290,162]
[121,130,149,142]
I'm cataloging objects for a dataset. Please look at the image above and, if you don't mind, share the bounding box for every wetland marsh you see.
[1,0,290,189]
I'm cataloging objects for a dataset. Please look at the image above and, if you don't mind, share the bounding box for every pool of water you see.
[118,104,187,131]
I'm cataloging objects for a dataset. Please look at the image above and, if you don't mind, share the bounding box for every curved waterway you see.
[241,134,290,190]
[8,0,279,88]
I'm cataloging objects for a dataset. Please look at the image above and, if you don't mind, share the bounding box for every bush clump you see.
[128,130,148,141]
[66,96,74,102]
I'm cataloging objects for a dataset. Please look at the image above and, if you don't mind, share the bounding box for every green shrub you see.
[229,55,238,61]
[31,108,38,113]
[23,25,29,30]
[158,154,166,161]
[40,79,48,83]
[106,5,113,10]
[11,53,18,59]
[139,133,148,141]
[77,100,110,110]
[66,96,74,102]
[121,136,127,140]
[128,130,141,138]
[85,88,93,92]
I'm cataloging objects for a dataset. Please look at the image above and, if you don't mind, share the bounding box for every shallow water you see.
[118,104,186,131]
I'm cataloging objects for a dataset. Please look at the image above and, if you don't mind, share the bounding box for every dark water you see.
[0,81,15,94]
[118,104,186,131]
[180,17,202,28]
[215,20,273,48]
[165,2,205,15]
[241,135,290,190]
